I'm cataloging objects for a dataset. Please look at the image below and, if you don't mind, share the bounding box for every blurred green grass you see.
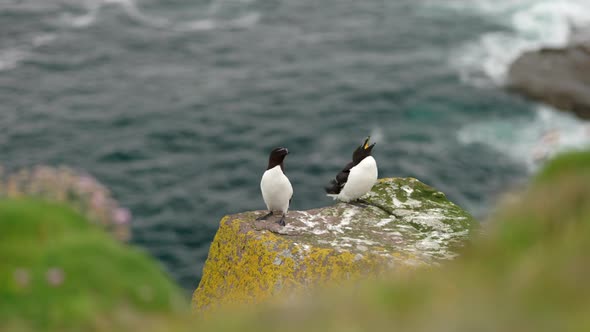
[2,151,590,331]
[534,150,590,183]
[0,199,186,331]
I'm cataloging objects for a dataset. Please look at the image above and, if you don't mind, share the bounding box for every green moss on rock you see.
[193,177,476,311]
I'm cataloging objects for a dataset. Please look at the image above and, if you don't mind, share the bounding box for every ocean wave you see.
[1,0,260,71]
[56,0,261,32]
[58,7,100,28]
[0,48,27,72]
[457,105,590,171]
[173,11,260,32]
[0,33,56,72]
[432,0,590,85]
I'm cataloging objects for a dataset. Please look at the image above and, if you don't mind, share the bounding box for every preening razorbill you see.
[325,136,378,203]
[257,147,293,226]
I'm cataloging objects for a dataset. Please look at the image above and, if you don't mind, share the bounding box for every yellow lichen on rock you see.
[193,178,476,312]
[193,216,391,311]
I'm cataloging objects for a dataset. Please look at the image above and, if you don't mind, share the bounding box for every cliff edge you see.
[192,177,476,311]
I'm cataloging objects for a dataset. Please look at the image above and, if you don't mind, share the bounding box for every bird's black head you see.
[267,147,289,170]
[352,136,376,164]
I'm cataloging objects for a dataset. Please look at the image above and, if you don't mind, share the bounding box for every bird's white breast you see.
[338,156,378,202]
[260,166,293,213]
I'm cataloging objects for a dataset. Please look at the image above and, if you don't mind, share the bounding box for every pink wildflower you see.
[14,268,30,288]
[91,192,106,209]
[46,267,65,287]
[77,175,97,193]
[113,207,132,225]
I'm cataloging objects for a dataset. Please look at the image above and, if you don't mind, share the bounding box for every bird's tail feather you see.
[324,179,341,195]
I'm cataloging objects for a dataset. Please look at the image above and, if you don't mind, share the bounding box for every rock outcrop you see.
[507,43,590,120]
[192,178,476,311]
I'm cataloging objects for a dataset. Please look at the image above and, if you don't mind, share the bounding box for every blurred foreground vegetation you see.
[0,199,186,331]
[1,150,590,331]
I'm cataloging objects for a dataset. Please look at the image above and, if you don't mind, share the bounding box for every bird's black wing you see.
[325,162,354,194]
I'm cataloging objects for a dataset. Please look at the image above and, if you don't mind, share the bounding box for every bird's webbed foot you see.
[256,211,273,221]
[277,214,286,227]
[349,199,369,208]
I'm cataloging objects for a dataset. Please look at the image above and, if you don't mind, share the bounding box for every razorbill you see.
[325,136,377,203]
[256,147,293,226]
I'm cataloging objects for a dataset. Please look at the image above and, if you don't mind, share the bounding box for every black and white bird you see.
[325,136,378,203]
[256,147,293,226]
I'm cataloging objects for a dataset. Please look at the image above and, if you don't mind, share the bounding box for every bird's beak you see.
[363,136,371,150]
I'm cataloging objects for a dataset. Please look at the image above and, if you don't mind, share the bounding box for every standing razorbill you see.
[257,147,293,226]
[325,136,377,203]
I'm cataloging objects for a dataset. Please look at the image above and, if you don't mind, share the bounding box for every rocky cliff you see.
[192,177,476,311]
[507,43,590,119]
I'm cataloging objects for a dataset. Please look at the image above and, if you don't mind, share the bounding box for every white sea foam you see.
[59,10,98,28]
[0,48,28,72]
[59,0,261,32]
[431,0,590,85]
[32,33,57,47]
[175,12,260,32]
[458,105,590,171]
[0,33,56,72]
[433,1,590,168]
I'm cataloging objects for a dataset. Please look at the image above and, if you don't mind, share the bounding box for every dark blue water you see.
[2,0,589,290]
